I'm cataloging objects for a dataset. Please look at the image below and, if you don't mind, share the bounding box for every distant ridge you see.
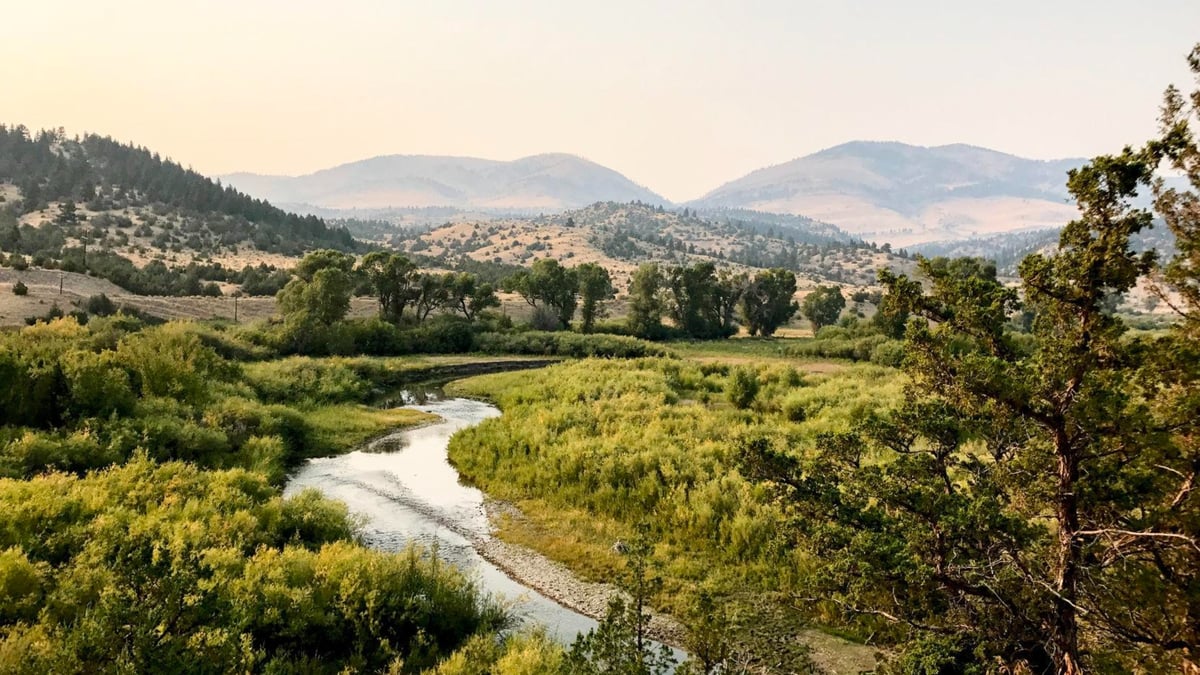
[223,153,669,211]
[687,141,1086,246]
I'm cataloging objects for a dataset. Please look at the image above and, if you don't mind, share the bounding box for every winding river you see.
[283,391,607,644]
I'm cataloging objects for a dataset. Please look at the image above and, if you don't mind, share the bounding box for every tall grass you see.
[446,358,905,615]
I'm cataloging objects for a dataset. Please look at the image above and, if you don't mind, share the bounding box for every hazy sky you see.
[5,1,1199,202]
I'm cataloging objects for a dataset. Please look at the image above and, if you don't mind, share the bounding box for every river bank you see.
[477,497,690,647]
[285,388,875,673]
[476,497,879,674]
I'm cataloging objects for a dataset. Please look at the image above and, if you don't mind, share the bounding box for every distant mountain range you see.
[222,153,667,212]
[688,141,1085,246]
[224,142,1096,247]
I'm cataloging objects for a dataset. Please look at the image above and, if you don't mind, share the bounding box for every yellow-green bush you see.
[0,460,506,674]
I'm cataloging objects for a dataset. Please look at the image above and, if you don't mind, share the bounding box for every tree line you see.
[280,249,840,343]
[623,261,812,339]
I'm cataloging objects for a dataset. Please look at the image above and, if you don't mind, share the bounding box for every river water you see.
[283,393,605,643]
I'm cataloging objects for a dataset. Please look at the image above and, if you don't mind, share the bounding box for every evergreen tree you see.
[743,141,1198,672]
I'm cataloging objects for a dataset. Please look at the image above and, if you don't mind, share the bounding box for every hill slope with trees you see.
[0,125,365,301]
[397,201,913,290]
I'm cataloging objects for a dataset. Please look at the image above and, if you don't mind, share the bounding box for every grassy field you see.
[447,355,903,670]
[665,335,849,369]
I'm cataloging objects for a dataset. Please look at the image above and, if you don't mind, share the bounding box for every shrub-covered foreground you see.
[0,316,579,673]
[0,460,507,672]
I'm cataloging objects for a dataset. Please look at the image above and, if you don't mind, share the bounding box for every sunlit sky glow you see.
[5,1,1199,201]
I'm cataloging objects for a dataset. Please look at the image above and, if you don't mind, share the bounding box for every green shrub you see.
[23,303,63,325]
[116,324,235,403]
[869,339,906,367]
[82,293,116,316]
[473,331,670,359]
[11,281,27,296]
[60,349,136,419]
[407,315,476,354]
[166,322,274,361]
[780,392,807,421]
[0,429,117,478]
[727,367,760,410]
[243,357,370,404]
[0,460,507,672]
[528,305,561,331]
[786,327,898,364]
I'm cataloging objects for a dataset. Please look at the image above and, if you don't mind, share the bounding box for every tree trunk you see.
[1053,426,1083,675]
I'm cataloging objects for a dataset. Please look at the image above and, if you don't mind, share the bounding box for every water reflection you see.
[285,396,601,643]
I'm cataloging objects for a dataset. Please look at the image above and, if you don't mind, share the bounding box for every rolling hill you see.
[222,153,669,211]
[689,141,1085,246]
[396,202,912,290]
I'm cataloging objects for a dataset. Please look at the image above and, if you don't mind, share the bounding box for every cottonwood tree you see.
[715,270,748,335]
[575,262,616,333]
[665,262,737,339]
[276,249,355,326]
[799,285,844,331]
[739,268,798,336]
[626,263,666,339]
[359,251,419,324]
[506,258,579,329]
[444,272,499,321]
[413,272,451,322]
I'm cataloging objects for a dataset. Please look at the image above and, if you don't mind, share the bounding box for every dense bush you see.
[244,357,372,404]
[247,317,672,360]
[726,366,759,409]
[785,321,905,366]
[473,331,672,359]
[81,293,116,316]
[0,460,505,673]
[0,315,538,672]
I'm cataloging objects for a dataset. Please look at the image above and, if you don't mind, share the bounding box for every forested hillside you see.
[0,126,355,252]
[0,126,361,298]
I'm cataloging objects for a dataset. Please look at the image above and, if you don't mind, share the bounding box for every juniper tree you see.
[743,145,1198,672]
